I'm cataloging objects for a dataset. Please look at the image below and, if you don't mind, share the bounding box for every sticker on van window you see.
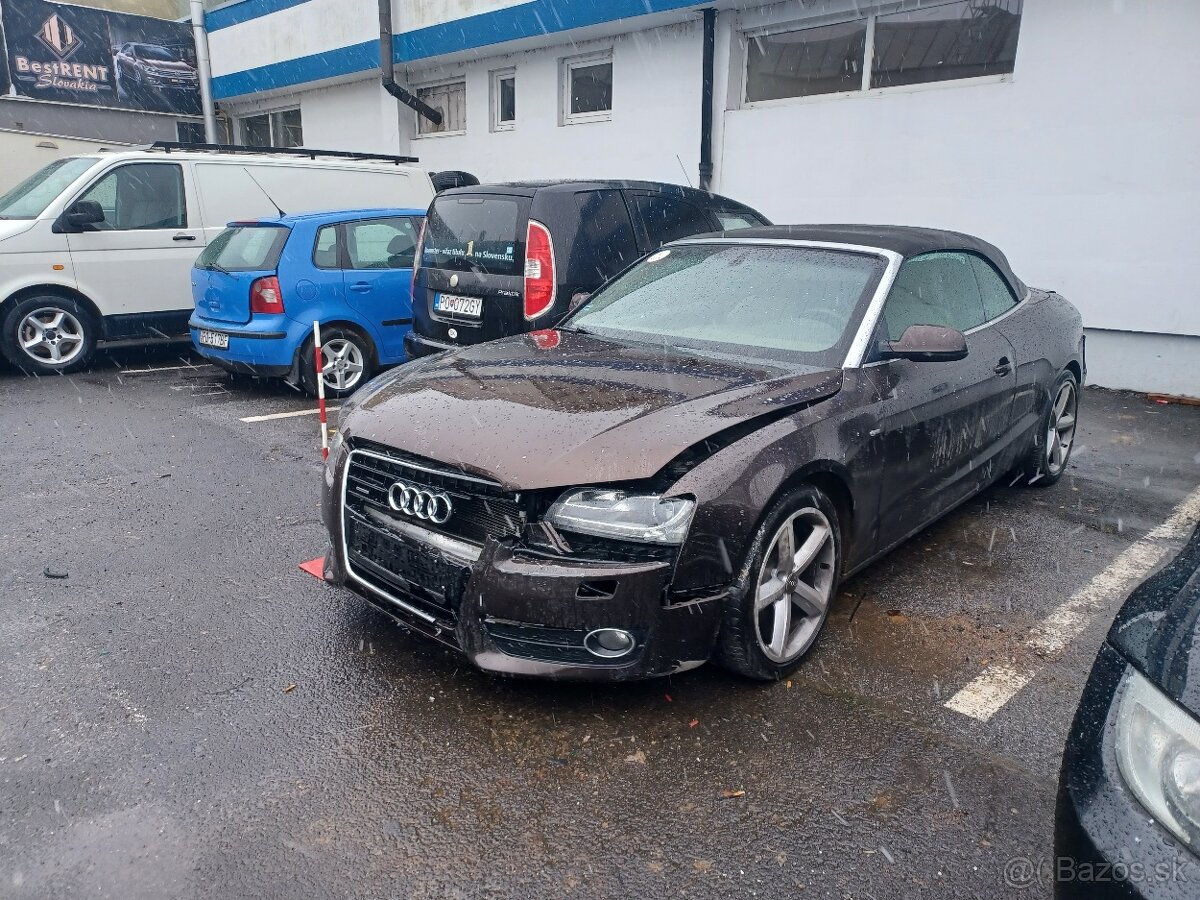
[422,245,516,264]
[646,249,671,263]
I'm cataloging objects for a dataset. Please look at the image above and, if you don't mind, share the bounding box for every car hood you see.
[1109,520,1200,717]
[142,59,192,72]
[344,330,843,490]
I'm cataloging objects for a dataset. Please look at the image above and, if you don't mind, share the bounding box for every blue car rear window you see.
[197,225,289,272]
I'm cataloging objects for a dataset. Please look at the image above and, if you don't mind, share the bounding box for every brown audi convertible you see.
[320,225,1084,681]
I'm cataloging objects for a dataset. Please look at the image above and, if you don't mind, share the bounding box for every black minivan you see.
[405,180,770,357]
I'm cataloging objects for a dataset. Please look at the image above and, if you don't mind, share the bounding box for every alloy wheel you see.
[753,507,836,664]
[19,308,86,366]
[1046,381,1078,476]
[320,338,365,392]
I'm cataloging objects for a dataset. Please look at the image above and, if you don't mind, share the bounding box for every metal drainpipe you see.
[189,0,219,142]
[698,8,715,192]
[378,0,443,126]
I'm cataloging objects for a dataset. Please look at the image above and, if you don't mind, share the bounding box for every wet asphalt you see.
[1,347,1199,900]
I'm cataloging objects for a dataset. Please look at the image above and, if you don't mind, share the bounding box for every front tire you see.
[715,484,841,681]
[1018,370,1079,487]
[1,295,97,375]
[299,326,375,399]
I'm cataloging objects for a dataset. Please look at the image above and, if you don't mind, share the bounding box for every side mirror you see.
[880,324,968,362]
[65,200,105,228]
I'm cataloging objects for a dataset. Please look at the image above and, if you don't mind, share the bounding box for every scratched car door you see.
[868,252,1017,548]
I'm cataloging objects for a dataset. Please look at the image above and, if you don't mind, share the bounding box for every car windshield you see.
[565,243,886,366]
[138,46,177,62]
[196,224,290,272]
[0,157,97,220]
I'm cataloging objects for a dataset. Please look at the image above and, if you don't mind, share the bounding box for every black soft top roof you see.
[693,224,1026,297]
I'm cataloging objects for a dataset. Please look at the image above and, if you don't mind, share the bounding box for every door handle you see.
[994,357,1012,377]
[349,282,372,293]
[172,233,196,241]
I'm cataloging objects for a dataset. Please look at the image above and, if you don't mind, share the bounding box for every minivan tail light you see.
[524,219,556,320]
[250,275,284,314]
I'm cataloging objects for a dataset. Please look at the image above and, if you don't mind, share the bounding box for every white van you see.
[0,146,435,373]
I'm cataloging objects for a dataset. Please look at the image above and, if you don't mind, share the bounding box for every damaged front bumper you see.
[324,496,725,682]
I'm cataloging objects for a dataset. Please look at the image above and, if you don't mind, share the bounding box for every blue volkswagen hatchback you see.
[189,208,424,397]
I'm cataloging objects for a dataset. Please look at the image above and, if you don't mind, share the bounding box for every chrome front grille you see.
[340,445,525,621]
[344,444,524,546]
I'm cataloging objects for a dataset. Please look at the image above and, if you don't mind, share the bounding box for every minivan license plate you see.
[435,294,483,318]
[199,330,229,349]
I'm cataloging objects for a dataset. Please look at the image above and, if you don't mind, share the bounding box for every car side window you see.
[573,190,640,281]
[313,225,339,269]
[629,194,712,249]
[345,217,419,270]
[879,251,989,342]
[970,254,1019,321]
[74,163,186,231]
[714,209,767,230]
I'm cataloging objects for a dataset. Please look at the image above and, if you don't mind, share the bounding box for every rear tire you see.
[1017,370,1079,487]
[1,294,97,375]
[715,484,841,681]
[299,326,375,399]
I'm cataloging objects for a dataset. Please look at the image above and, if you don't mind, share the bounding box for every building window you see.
[238,108,302,148]
[416,80,466,135]
[743,0,1021,104]
[561,51,612,125]
[176,121,206,144]
[871,1,1022,89]
[490,68,516,132]
[746,19,867,101]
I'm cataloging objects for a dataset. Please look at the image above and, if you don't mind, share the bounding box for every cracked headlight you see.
[546,489,695,545]
[1115,667,1200,848]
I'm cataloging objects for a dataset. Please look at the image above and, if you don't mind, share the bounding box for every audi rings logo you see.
[387,480,453,525]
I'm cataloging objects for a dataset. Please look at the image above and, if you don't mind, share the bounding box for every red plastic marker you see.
[299,557,325,580]
[313,320,329,461]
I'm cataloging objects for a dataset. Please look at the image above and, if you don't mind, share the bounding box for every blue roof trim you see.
[213,0,703,99]
[207,0,311,32]
[215,42,377,98]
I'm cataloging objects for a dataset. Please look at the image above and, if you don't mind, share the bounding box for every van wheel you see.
[715,484,841,681]
[1,295,97,375]
[299,327,375,398]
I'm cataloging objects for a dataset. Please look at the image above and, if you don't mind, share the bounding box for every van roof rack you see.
[147,141,419,165]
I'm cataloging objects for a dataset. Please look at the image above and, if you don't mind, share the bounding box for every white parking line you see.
[945,484,1200,722]
[121,363,214,374]
[240,407,340,423]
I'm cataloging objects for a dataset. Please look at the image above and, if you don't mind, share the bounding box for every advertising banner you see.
[0,0,200,115]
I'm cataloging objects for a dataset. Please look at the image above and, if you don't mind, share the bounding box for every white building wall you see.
[298,79,398,155]
[401,23,703,185]
[209,0,593,84]
[717,0,1199,347]
[209,0,377,82]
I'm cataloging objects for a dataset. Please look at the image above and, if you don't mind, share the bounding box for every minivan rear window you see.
[197,224,289,272]
[422,195,523,276]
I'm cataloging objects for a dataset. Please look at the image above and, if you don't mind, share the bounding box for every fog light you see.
[584,628,636,659]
